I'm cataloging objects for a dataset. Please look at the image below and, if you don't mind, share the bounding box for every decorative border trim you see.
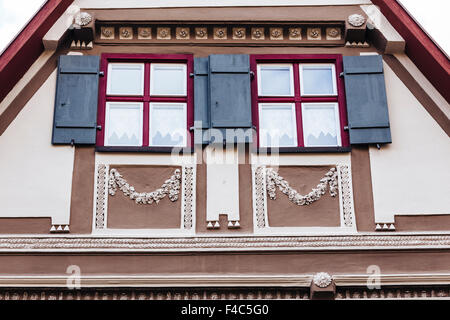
[0,285,448,300]
[0,234,450,252]
[338,165,355,227]
[181,165,195,230]
[94,164,108,229]
[95,23,345,45]
[0,275,313,288]
[1,274,449,288]
[0,288,311,300]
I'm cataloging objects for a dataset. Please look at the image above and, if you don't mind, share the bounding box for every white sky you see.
[0,0,448,55]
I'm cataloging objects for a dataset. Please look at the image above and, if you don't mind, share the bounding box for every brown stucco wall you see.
[107,165,182,229]
[0,250,449,275]
[267,166,340,227]
[69,146,95,234]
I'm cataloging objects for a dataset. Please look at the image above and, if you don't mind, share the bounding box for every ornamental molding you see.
[93,164,195,232]
[108,168,181,205]
[0,285,448,300]
[313,272,333,288]
[94,23,344,45]
[252,164,356,232]
[1,235,450,252]
[74,12,92,26]
[266,167,338,206]
[0,274,449,288]
[348,14,366,27]
[0,288,310,300]
[336,286,450,300]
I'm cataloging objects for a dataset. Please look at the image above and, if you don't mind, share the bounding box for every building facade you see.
[0,0,449,300]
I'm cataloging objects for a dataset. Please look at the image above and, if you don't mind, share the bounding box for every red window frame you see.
[96,53,194,150]
[250,54,349,149]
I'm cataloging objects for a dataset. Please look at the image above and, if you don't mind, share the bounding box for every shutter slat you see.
[209,54,252,130]
[52,55,100,145]
[343,55,392,144]
[194,57,210,129]
[194,57,210,144]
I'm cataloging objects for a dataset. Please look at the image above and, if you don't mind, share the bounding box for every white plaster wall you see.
[0,70,75,225]
[369,62,450,223]
[205,146,240,223]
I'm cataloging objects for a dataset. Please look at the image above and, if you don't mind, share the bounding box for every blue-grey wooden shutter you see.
[52,55,100,145]
[209,54,252,128]
[194,57,210,144]
[343,55,392,144]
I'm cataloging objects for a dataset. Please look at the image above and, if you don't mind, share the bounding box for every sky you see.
[0,0,449,56]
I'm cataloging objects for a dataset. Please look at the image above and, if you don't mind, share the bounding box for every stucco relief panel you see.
[252,164,356,235]
[93,164,195,236]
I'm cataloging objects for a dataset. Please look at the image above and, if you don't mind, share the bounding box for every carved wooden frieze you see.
[94,23,346,46]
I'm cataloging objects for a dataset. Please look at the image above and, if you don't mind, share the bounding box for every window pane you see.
[258,65,293,96]
[107,63,144,95]
[150,64,187,96]
[259,104,297,147]
[105,102,142,146]
[150,103,187,147]
[302,103,340,147]
[300,65,336,95]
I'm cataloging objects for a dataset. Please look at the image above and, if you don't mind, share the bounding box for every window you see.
[251,55,349,149]
[97,54,193,149]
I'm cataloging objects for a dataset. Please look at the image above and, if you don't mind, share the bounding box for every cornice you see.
[0,273,449,288]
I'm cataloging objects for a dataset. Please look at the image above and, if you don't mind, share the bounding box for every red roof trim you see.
[0,0,74,104]
[371,0,450,103]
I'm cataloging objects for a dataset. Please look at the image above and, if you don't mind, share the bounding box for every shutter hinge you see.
[189,73,195,78]
[99,71,105,77]
[96,125,102,131]
[250,71,255,79]
[339,72,344,78]
[344,126,349,131]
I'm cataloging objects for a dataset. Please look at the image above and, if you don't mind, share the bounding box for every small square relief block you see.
[138,27,152,39]
[195,27,208,39]
[232,27,246,40]
[176,27,190,40]
[288,28,302,40]
[213,27,227,40]
[157,27,171,40]
[100,26,115,40]
[251,28,265,40]
[119,27,133,40]
[326,27,341,40]
[270,28,283,40]
[307,28,322,40]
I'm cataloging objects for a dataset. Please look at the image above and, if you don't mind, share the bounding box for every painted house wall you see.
[369,61,450,223]
[0,1,449,299]
[0,2,449,234]
[0,70,74,225]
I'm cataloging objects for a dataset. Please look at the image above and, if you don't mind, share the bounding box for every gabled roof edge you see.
[0,0,74,105]
[371,0,450,104]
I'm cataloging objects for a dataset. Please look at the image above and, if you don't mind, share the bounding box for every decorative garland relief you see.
[265,167,338,206]
[108,168,181,205]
